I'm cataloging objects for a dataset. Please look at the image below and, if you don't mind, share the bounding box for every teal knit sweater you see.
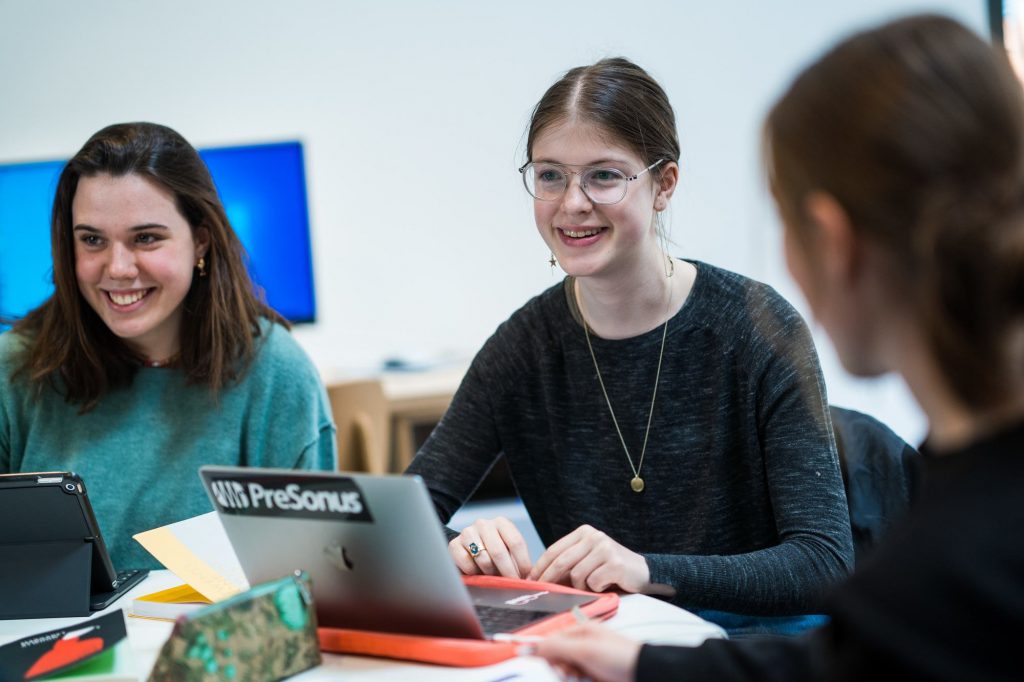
[0,322,336,568]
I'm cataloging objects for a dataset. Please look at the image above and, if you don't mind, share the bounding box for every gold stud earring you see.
[197,257,207,277]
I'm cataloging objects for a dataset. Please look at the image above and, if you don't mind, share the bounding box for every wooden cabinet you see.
[327,365,466,473]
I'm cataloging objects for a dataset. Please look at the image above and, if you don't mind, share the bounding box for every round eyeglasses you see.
[518,159,665,205]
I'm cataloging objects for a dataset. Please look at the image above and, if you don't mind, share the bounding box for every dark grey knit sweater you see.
[407,261,854,615]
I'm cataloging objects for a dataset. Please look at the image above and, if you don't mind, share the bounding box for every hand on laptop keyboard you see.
[450,517,533,579]
[529,524,673,596]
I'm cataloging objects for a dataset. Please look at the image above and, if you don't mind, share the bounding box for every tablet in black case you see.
[0,471,148,618]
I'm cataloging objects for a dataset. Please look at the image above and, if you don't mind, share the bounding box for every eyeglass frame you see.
[517,158,666,205]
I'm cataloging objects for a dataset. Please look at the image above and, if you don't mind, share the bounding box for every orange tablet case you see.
[317,575,619,667]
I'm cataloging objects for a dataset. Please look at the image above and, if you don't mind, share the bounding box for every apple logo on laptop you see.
[324,542,354,571]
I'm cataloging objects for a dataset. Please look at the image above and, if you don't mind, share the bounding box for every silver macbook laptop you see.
[198,466,594,639]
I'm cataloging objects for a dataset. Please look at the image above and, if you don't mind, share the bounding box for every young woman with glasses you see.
[0,122,336,569]
[407,57,853,635]
[534,14,1024,680]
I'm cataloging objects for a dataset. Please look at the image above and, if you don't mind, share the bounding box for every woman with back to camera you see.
[535,14,1024,680]
[0,122,336,569]
[406,57,853,634]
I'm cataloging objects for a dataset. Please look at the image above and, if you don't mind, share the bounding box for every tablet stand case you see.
[0,541,92,619]
[317,574,620,667]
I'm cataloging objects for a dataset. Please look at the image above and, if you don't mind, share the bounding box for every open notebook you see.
[130,512,247,621]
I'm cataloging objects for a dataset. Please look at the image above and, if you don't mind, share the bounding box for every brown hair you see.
[13,122,287,411]
[526,57,680,175]
[765,14,1024,410]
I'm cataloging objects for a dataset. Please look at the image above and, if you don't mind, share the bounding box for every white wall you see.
[0,0,988,444]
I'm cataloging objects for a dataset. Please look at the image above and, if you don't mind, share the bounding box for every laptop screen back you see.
[198,466,485,638]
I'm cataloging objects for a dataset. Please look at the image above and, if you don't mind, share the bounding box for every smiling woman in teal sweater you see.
[0,122,335,569]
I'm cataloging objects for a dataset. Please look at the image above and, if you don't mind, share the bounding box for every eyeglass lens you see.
[524,164,628,204]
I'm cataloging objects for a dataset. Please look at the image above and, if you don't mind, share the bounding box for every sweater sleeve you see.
[243,323,337,472]
[405,335,509,539]
[0,332,23,474]
[636,630,828,681]
[293,422,339,472]
[0,382,10,473]
[645,300,854,614]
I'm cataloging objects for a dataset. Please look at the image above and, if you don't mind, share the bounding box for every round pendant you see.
[630,476,645,493]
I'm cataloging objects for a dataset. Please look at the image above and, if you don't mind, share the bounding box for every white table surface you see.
[0,570,725,680]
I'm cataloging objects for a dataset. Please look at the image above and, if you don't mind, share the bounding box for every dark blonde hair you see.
[526,57,680,175]
[765,14,1024,410]
[14,122,287,411]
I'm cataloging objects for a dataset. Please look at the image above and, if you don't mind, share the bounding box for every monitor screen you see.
[0,140,316,327]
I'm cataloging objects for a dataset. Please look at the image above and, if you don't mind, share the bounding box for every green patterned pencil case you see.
[148,570,321,682]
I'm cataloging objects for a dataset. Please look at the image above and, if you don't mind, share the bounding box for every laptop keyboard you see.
[90,568,149,611]
[474,604,553,636]
[113,568,144,588]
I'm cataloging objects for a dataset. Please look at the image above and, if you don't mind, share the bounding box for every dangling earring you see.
[655,211,673,278]
[196,257,207,278]
[549,252,558,274]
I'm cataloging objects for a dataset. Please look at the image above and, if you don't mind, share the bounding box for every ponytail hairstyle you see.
[765,14,1024,410]
[13,122,287,411]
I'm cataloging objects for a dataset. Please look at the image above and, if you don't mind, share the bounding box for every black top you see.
[407,261,853,615]
[830,406,921,564]
[637,419,1024,680]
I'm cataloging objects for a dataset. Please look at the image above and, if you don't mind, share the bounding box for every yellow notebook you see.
[130,512,248,621]
[129,583,212,622]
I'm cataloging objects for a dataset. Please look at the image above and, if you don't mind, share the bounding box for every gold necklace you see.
[141,352,180,368]
[578,259,674,493]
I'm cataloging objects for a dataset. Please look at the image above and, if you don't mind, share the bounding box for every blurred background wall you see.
[0,0,989,444]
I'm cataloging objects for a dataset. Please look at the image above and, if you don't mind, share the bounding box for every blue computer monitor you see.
[0,140,316,326]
